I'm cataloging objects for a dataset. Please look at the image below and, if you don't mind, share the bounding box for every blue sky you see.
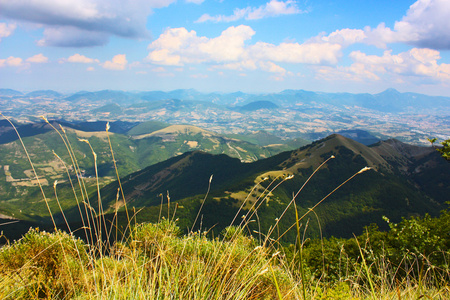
[1,0,450,95]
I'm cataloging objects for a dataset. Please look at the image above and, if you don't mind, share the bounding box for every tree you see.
[428,138,450,161]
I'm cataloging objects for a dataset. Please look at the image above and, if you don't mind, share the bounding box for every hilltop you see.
[36,133,449,244]
[0,119,308,223]
[0,118,448,244]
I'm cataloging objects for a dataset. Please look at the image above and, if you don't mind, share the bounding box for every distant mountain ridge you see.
[2,88,449,114]
[1,87,448,149]
[236,100,278,111]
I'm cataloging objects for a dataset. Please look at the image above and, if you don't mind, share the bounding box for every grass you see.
[0,116,449,299]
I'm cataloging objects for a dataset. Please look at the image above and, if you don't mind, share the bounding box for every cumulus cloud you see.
[0,54,50,68]
[147,25,345,75]
[259,61,286,76]
[0,0,176,47]
[147,26,256,65]
[0,56,23,67]
[307,1,450,51]
[0,22,16,41]
[249,41,342,64]
[101,54,128,70]
[26,53,48,63]
[318,29,366,47]
[315,48,450,82]
[366,0,450,49]
[394,0,450,49]
[66,53,100,64]
[350,48,450,80]
[196,0,303,23]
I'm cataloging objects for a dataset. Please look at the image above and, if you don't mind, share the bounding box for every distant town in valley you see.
[1,88,449,146]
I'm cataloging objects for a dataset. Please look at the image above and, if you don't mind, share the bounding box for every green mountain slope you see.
[0,121,293,221]
[92,134,448,244]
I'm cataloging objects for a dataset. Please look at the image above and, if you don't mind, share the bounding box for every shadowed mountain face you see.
[335,129,380,146]
[93,134,448,242]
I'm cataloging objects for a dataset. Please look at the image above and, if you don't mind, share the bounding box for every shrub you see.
[0,228,89,299]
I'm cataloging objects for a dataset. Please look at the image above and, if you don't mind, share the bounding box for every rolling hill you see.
[85,134,449,244]
[0,120,307,223]
[0,116,448,244]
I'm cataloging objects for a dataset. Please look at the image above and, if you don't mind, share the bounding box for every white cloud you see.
[195,0,303,23]
[249,41,343,65]
[307,1,450,51]
[365,0,450,50]
[247,0,302,20]
[259,61,286,76]
[66,54,99,63]
[315,48,450,83]
[394,0,450,49]
[363,23,397,49]
[26,53,48,63]
[0,54,49,68]
[0,0,177,47]
[319,29,366,47]
[0,23,16,41]
[196,8,249,23]
[101,54,128,70]
[198,26,255,62]
[147,25,256,66]
[185,0,205,4]
[351,48,450,80]
[215,60,258,71]
[147,25,344,74]
[0,56,23,67]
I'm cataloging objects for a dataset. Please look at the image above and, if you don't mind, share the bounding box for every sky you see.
[1,0,450,96]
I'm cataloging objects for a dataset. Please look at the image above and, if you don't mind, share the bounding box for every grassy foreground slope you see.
[1,212,449,299]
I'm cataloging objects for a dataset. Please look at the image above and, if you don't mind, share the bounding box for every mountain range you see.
[1,87,449,114]
[1,120,447,243]
[90,134,448,242]
[0,119,309,224]
[1,88,449,147]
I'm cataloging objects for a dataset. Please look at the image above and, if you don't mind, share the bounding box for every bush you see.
[0,228,89,299]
